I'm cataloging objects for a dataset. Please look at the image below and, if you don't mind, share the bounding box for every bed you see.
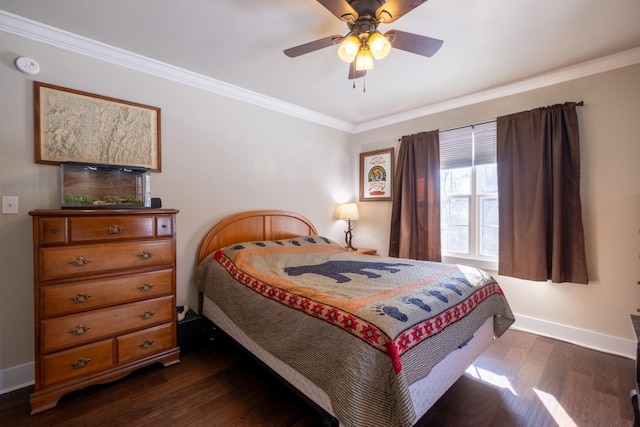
[195,210,514,427]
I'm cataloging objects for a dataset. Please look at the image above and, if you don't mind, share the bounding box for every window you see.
[440,122,498,270]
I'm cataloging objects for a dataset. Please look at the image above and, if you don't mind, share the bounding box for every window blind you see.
[440,121,496,169]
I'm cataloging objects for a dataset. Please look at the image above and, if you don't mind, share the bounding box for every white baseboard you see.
[0,315,635,395]
[0,362,34,395]
[511,314,636,360]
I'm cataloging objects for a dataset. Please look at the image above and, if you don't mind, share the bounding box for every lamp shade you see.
[355,47,374,71]
[338,203,360,220]
[369,32,391,60]
[337,35,360,63]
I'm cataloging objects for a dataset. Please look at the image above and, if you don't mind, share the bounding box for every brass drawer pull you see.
[140,310,155,320]
[137,283,154,292]
[106,225,125,234]
[137,251,154,260]
[69,257,91,267]
[68,325,90,336]
[71,358,91,369]
[69,293,91,304]
[139,340,155,350]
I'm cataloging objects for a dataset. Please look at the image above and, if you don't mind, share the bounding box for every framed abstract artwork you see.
[34,82,161,171]
[359,148,394,201]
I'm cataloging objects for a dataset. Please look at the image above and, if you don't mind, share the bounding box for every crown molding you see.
[2,10,638,135]
[0,10,356,133]
[355,47,640,133]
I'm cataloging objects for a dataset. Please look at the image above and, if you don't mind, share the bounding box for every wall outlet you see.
[2,196,19,214]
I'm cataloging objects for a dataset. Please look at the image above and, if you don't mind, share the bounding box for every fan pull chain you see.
[351,76,366,93]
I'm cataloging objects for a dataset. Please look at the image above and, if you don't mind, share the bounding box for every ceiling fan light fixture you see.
[368,32,391,60]
[337,35,360,63]
[284,1,443,80]
[355,47,374,71]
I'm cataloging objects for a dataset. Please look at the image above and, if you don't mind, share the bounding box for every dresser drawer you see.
[155,215,174,237]
[39,239,174,281]
[117,323,174,364]
[41,339,115,387]
[41,296,174,353]
[42,269,174,317]
[69,215,155,242]
[38,217,68,245]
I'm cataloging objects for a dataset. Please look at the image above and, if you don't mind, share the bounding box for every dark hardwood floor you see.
[1,328,635,427]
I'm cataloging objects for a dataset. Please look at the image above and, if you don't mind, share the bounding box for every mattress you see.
[202,295,495,425]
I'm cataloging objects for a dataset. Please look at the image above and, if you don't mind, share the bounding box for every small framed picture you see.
[359,148,394,201]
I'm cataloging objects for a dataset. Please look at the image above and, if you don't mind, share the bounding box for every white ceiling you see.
[1,0,639,131]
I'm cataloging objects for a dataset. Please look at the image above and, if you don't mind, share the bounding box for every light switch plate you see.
[2,196,19,214]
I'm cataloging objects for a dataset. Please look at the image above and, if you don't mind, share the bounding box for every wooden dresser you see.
[29,209,181,414]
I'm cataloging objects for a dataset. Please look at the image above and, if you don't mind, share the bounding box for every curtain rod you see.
[397,101,584,141]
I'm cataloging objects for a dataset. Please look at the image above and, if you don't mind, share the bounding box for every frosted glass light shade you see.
[337,35,360,63]
[369,32,391,60]
[355,48,374,71]
[338,203,360,220]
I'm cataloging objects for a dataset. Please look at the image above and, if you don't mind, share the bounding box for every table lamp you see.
[338,203,360,250]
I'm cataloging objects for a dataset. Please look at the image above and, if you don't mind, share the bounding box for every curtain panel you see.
[389,131,442,261]
[496,102,588,284]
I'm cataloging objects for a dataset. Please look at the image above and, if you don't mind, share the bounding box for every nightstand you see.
[348,248,377,255]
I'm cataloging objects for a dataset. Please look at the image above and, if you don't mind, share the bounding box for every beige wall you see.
[2,28,640,390]
[0,31,355,375]
[355,64,640,353]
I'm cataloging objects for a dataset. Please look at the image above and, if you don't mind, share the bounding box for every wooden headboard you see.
[197,210,318,263]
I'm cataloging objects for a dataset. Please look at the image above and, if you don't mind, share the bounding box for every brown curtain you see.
[389,131,441,261]
[497,102,588,284]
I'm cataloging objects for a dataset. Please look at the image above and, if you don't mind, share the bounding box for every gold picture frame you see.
[34,82,161,171]
[359,148,394,201]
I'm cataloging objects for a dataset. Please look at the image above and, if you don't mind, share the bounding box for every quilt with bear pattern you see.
[196,236,514,427]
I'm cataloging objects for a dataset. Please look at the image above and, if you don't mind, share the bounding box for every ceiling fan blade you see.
[386,30,443,57]
[284,35,343,58]
[348,61,366,80]
[316,0,359,22]
[376,0,429,23]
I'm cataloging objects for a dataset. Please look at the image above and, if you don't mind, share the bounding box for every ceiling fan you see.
[284,0,443,80]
